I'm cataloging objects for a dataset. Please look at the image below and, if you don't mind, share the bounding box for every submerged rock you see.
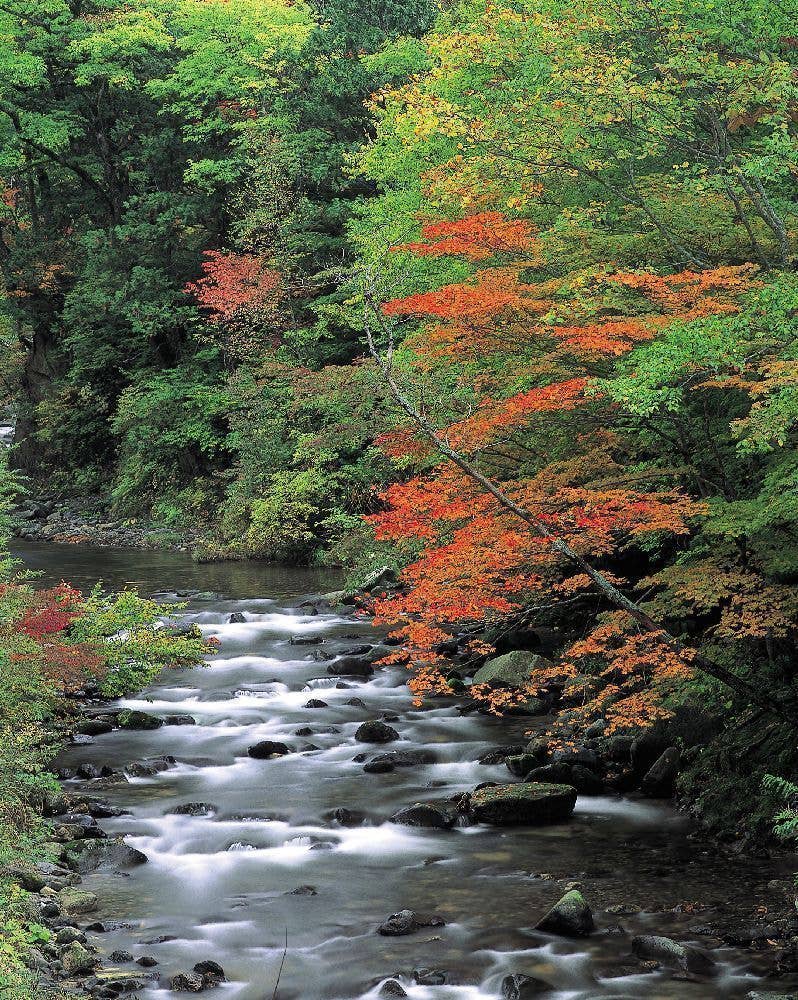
[376,909,446,936]
[536,889,594,937]
[632,934,715,975]
[469,783,577,825]
[355,720,400,743]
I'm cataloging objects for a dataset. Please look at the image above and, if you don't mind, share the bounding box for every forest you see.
[1,0,798,998]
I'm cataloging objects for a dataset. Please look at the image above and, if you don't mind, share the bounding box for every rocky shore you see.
[10,496,194,551]
[9,580,798,999]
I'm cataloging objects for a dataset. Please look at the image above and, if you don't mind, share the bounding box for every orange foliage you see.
[392,212,539,260]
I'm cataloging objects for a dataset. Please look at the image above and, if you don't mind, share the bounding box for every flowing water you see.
[13,541,796,1000]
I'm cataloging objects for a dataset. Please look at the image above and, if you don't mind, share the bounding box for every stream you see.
[13,541,795,1000]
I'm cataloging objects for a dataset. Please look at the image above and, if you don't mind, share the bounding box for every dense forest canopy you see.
[1,0,798,825]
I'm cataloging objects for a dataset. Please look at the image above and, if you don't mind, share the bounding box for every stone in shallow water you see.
[376,909,445,936]
[501,973,551,998]
[413,969,446,985]
[355,720,400,743]
[535,889,594,937]
[169,802,217,816]
[57,887,98,915]
[246,740,292,759]
[379,980,408,998]
[469,782,577,826]
[389,802,457,829]
[632,934,715,975]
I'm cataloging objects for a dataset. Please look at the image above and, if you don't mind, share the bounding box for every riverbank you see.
[10,496,195,551]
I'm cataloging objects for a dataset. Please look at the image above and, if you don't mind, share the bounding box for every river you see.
[12,541,795,999]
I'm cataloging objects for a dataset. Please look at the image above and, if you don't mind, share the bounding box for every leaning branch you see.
[362,288,797,725]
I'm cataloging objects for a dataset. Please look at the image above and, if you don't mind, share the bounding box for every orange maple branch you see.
[362,286,797,724]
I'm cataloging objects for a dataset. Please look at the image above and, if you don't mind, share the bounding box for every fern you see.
[762,774,798,842]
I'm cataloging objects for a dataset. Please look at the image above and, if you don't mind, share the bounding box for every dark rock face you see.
[326,807,366,826]
[536,889,595,937]
[501,973,551,998]
[365,749,436,773]
[469,783,577,825]
[76,719,114,736]
[414,969,446,985]
[376,909,446,936]
[304,699,328,708]
[640,746,681,797]
[246,740,292,759]
[525,762,604,795]
[327,657,374,678]
[478,744,526,765]
[390,802,458,829]
[165,714,196,726]
[630,731,671,775]
[632,934,716,975]
[62,837,147,874]
[550,748,601,773]
[355,720,400,744]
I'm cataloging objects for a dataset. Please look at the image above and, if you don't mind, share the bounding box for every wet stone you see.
[377,909,446,936]
[169,802,217,816]
[379,980,408,998]
[501,973,551,998]
[246,740,292,758]
[413,969,446,985]
[355,720,400,743]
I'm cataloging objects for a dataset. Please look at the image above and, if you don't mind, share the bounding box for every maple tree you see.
[360,207,797,736]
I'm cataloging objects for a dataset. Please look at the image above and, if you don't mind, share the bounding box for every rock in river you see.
[390,802,458,829]
[116,709,163,730]
[377,909,446,936]
[247,740,292,759]
[355,720,400,743]
[632,934,715,975]
[501,973,551,998]
[536,889,594,936]
[469,782,577,825]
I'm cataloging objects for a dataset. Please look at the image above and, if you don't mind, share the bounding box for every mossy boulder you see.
[57,887,98,915]
[536,889,594,936]
[117,709,163,731]
[61,940,97,975]
[469,782,577,825]
[472,650,554,688]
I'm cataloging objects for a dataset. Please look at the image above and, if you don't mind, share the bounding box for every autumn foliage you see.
[366,210,784,736]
